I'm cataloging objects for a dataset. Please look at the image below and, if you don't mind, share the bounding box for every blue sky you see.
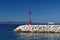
[0,0,60,23]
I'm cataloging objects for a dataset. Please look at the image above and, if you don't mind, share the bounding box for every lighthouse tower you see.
[28,10,32,25]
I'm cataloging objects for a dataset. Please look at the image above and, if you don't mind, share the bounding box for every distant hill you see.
[0,22,60,25]
[0,22,26,24]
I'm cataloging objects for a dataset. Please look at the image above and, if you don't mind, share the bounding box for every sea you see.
[0,24,60,40]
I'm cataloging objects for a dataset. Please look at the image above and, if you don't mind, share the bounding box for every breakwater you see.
[13,25,60,33]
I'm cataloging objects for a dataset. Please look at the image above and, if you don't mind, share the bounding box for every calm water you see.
[0,24,60,40]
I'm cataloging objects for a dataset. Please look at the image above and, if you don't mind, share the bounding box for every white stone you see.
[13,25,60,33]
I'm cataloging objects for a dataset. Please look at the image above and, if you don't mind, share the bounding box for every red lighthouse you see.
[28,10,32,25]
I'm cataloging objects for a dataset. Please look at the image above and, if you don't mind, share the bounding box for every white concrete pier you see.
[13,25,60,33]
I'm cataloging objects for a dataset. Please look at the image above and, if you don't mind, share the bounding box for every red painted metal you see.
[28,10,32,25]
[28,18,32,25]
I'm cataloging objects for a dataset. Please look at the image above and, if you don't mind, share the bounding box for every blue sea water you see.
[0,24,60,40]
